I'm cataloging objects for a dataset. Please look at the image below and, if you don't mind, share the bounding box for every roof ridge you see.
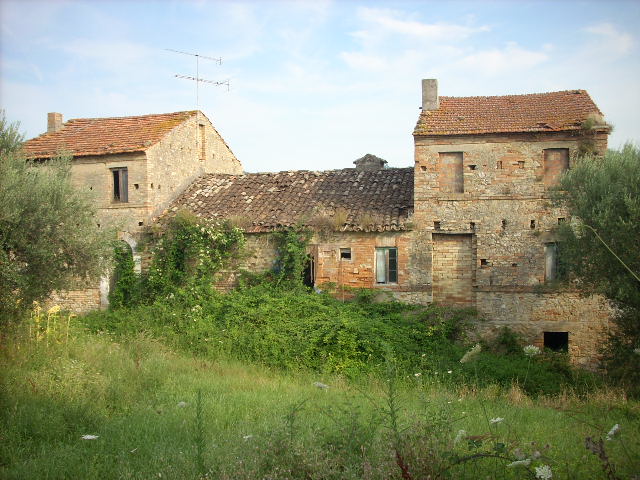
[66,110,198,123]
[441,90,587,100]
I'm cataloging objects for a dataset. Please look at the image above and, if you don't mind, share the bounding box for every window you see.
[438,152,464,193]
[544,243,558,282]
[543,148,569,185]
[340,248,352,260]
[199,124,206,161]
[544,332,568,352]
[111,167,128,203]
[376,247,398,284]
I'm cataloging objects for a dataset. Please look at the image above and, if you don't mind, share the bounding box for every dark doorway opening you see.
[303,254,315,288]
[544,331,569,352]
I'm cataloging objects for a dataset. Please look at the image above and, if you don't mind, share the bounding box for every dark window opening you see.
[511,263,518,267]
[420,165,427,172]
[501,219,507,230]
[496,160,503,169]
[340,248,352,260]
[530,220,536,229]
[376,247,398,284]
[134,183,139,190]
[138,221,144,227]
[544,331,568,352]
[480,259,489,267]
[468,164,477,170]
[434,221,441,230]
[558,218,566,224]
[470,222,476,231]
[518,160,525,169]
[303,254,315,288]
[112,168,128,203]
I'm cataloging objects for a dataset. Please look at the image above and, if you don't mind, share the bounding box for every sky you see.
[1,0,639,173]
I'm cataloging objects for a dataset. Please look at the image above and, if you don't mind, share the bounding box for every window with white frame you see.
[375,247,398,284]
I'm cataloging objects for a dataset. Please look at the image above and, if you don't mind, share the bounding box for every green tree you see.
[554,144,640,394]
[0,113,110,323]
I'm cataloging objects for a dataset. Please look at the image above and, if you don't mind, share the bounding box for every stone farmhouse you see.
[23,80,612,366]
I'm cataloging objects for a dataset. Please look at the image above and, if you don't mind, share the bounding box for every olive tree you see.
[0,113,110,323]
[554,144,640,393]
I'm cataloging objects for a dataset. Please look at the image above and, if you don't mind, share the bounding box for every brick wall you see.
[432,233,475,306]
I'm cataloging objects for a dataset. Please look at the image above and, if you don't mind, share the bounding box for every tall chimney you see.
[47,112,63,133]
[421,79,439,111]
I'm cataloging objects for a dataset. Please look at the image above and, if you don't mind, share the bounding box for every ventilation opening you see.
[468,164,477,170]
[340,248,352,260]
[480,259,489,267]
[518,160,525,169]
[420,165,427,172]
[501,219,507,230]
[558,218,566,224]
[138,221,144,227]
[496,160,503,169]
[530,220,536,229]
[434,221,441,230]
[544,332,568,352]
[470,222,476,231]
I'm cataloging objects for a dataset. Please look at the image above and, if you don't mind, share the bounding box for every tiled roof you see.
[164,168,414,232]
[22,111,198,159]
[414,90,606,136]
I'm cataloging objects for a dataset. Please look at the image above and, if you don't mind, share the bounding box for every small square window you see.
[496,161,503,169]
[340,248,352,260]
[518,161,525,169]
[434,221,441,230]
[376,247,398,284]
[544,331,568,352]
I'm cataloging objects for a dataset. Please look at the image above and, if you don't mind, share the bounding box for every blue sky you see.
[1,0,638,172]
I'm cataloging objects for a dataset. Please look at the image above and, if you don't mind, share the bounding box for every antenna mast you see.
[166,48,229,162]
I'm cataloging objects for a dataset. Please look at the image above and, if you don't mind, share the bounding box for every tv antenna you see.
[165,48,230,112]
[166,48,229,163]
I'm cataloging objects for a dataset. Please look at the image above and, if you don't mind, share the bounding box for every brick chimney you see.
[421,79,439,111]
[47,112,63,133]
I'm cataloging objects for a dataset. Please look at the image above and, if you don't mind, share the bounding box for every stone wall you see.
[412,130,611,365]
[48,287,101,314]
[146,113,242,219]
[70,152,154,233]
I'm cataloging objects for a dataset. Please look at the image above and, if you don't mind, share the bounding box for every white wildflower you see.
[606,423,620,441]
[454,429,467,444]
[81,434,99,440]
[460,344,481,363]
[313,382,329,389]
[523,345,541,357]
[177,401,187,408]
[507,459,531,468]
[447,370,453,374]
[489,417,504,424]
[535,464,553,479]
[421,353,427,357]
[242,434,253,441]
[414,372,422,377]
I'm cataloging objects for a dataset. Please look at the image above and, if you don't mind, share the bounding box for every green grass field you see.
[1,313,638,480]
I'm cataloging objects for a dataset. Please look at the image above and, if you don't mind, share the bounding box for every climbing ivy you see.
[139,210,245,303]
[108,242,138,309]
[272,225,313,286]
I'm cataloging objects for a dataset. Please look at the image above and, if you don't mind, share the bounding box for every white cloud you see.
[357,7,489,42]
[456,42,548,76]
[584,22,634,56]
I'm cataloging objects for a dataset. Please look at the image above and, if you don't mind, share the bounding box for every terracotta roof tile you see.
[163,168,414,232]
[22,111,197,158]
[414,90,606,136]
